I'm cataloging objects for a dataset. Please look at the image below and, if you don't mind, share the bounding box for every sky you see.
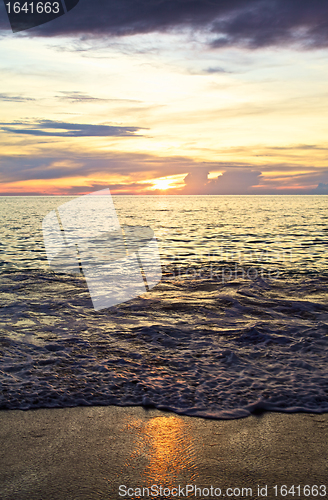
[0,0,327,195]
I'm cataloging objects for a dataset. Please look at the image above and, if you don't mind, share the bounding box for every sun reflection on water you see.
[124,414,198,491]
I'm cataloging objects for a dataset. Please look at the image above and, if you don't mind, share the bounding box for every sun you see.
[152,178,173,190]
[149,174,186,191]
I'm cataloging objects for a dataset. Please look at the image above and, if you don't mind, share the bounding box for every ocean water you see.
[1,195,328,418]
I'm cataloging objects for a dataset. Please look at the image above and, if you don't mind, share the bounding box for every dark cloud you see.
[41,181,155,195]
[0,119,144,137]
[210,0,328,49]
[179,168,328,194]
[313,183,328,194]
[180,168,263,194]
[0,93,35,102]
[1,148,327,195]
[1,0,327,49]
[0,151,202,183]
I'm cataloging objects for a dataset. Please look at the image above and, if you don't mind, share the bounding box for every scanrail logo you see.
[42,189,162,311]
[3,0,79,33]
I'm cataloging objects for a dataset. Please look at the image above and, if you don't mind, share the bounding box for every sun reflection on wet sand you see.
[123,414,198,491]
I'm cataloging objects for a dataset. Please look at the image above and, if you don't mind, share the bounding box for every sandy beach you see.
[0,407,327,500]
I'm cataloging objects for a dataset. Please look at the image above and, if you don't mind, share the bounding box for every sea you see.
[1,195,328,418]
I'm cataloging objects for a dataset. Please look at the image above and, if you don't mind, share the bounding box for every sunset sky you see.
[0,0,327,195]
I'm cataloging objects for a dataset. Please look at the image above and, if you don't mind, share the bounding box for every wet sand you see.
[0,406,327,500]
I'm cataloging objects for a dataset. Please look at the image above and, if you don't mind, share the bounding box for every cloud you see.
[55,92,142,105]
[1,147,327,195]
[0,93,35,102]
[178,167,328,194]
[180,167,262,194]
[210,0,328,49]
[271,144,328,151]
[312,183,328,194]
[1,0,328,49]
[37,181,155,195]
[204,67,231,74]
[0,119,144,137]
[55,91,109,103]
[0,151,202,184]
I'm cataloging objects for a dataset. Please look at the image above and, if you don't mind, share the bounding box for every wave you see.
[0,270,328,418]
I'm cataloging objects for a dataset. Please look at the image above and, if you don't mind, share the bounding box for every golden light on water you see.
[143,416,197,485]
[124,415,198,490]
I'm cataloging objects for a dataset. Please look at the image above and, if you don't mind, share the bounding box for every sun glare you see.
[152,178,173,190]
[149,174,186,191]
